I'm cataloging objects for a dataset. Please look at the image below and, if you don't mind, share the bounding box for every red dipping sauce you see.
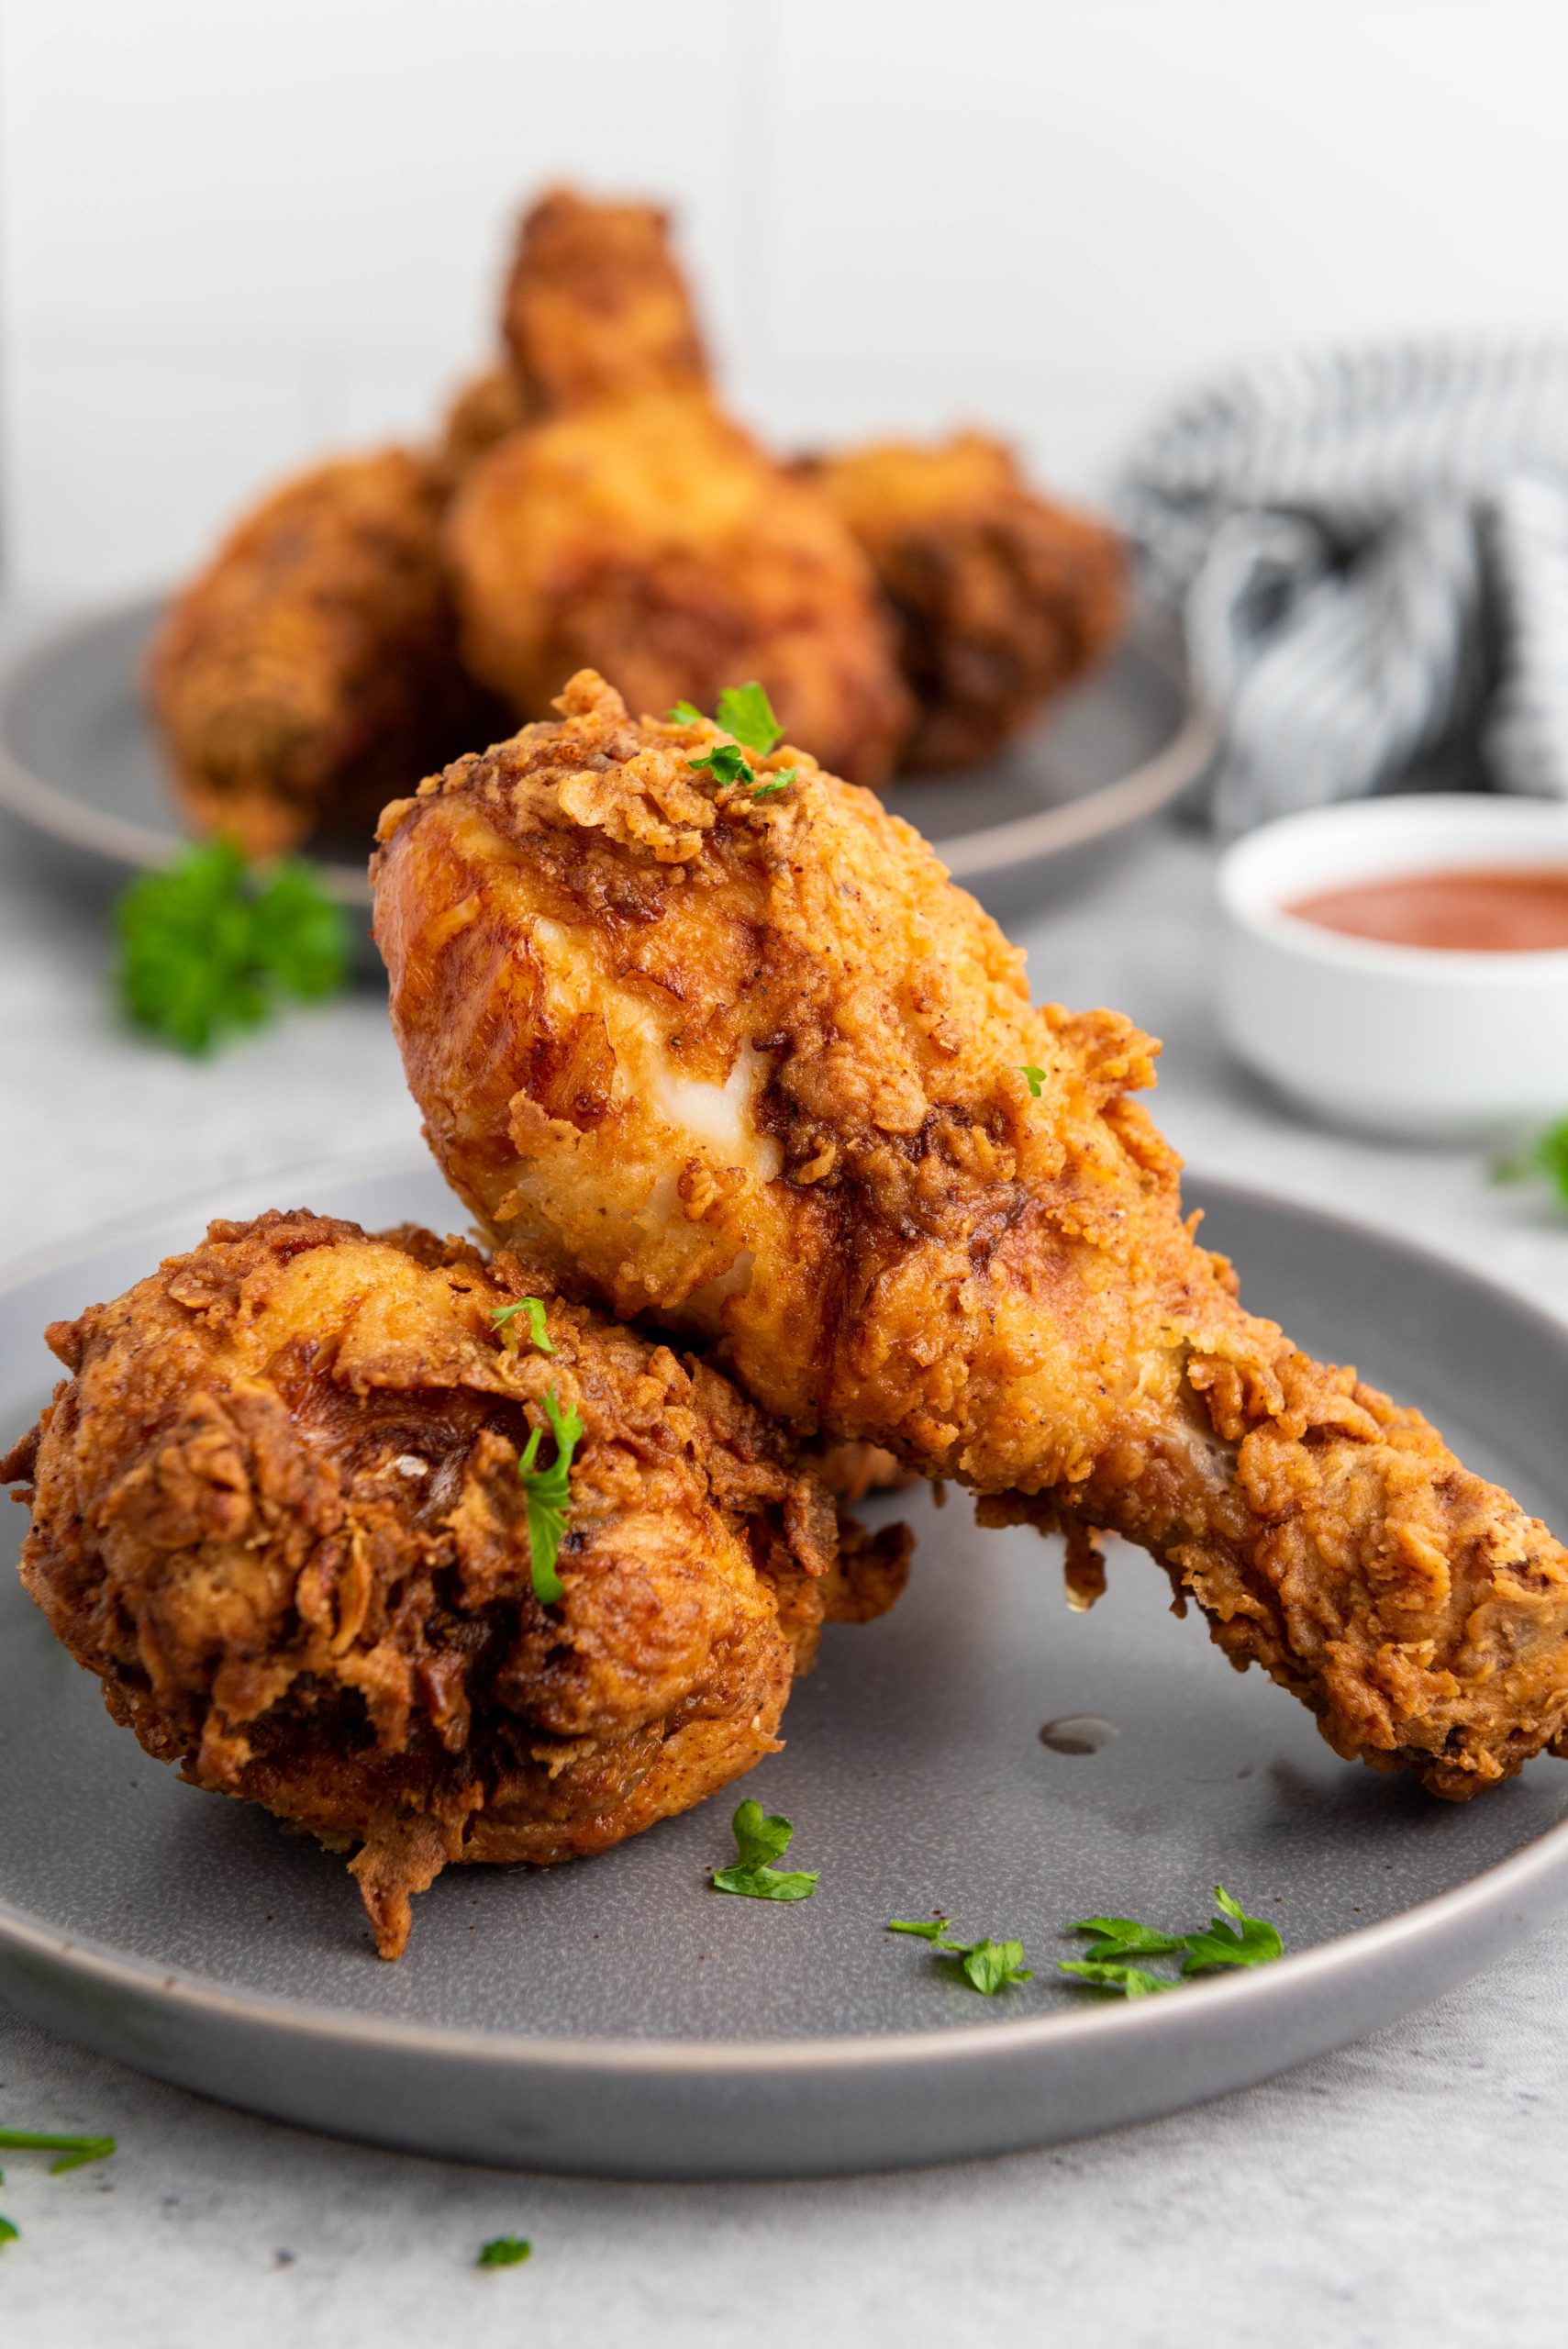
[1286,865,1568,953]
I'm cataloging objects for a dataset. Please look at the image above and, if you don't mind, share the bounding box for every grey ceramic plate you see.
[0,596,1214,907]
[3,1154,1567,2179]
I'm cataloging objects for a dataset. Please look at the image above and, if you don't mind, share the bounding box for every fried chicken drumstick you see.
[148,451,504,857]
[807,431,1126,770]
[1,1210,906,1957]
[446,189,910,788]
[373,672,1568,1802]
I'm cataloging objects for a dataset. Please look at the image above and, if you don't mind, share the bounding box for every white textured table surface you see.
[4,799,1568,2349]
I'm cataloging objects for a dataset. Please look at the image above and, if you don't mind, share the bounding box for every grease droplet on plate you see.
[1039,1714,1119,1756]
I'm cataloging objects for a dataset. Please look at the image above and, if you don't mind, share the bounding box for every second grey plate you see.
[0,596,1214,907]
[2,1157,1566,2177]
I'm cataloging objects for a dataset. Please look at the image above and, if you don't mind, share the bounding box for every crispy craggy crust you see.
[502,185,709,415]
[448,397,911,788]
[808,432,1126,770]
[147,451,506,857]
[373,672,1568,1800]
[1,1209,907,1957]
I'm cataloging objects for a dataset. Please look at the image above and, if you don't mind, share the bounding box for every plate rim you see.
[5,1148,1568,2082]
[0,592,1218,905]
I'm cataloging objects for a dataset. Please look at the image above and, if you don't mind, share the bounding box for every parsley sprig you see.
[887,1917,1035,1996]
[491,1297,555,1356]
[477,2235,533,2268]
[1494,1117,1568,1203]
[1059,1886,1284,1998]
[517,1386,584,1605]
[0,2128,117,2175]
[669,684,797,800]
[0,2128,117,2248]
[1018,1064,1045,1098]
[116,840,349,1053]
[710,1799,819,1901]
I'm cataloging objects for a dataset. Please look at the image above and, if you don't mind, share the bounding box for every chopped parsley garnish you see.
[477,2235,533,2267]
[670,684,796,798]
[0,2129,117,2173]
[714,682,784,754]
[116,840,349,1053]
[1018,1064,1045,1097]
[687,740,754,788]
[887,1918,1035,1995]
[517,1386,584,1605]
[491,1297,555,1355]
[0,2217,16,2250]
[1059,1886,1284,1998]
[710,1799,819,1901]
[1494,1117,1568,1202]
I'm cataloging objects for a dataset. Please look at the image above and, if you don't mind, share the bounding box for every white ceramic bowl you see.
[1217,796,1568,1139]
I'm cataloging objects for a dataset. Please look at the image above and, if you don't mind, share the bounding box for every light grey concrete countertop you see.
[4,797,1567,2349]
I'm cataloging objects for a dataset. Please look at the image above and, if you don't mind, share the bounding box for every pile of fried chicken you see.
[146,185,1125,856]
[12,666,1568,1961]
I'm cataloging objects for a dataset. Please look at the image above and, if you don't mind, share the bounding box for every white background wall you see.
[4,0,1567,602]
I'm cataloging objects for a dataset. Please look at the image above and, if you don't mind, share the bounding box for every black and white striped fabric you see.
[1114,343,1568,833]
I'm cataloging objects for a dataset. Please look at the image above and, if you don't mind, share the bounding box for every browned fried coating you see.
[808,432,1126,770]
[502,186,709,415]
[373,672,1568,1802]
[1,1210,907,1958]
[437,365,536,489]
[147,451,506,857]
[447,188,910,789]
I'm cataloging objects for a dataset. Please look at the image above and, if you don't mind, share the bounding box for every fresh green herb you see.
[1494,1117,1568,1202]
[1059,1886,1284,1998]
[1057,1960,1176,1999]
[711,1798,819,1901]
[1018,1064,1045,1098]
[714,682,784,755]
[116,840,349,1054]
[886,1918,1034,1996]
[477,2235,532,2268]
[517,1386,584,1605]
[668,700,706,726]
[0,2217,17,2251]
[688,740,755,789]
[750,767,796,799]
[491,1297,555,1356]
[0,2129,117,2174]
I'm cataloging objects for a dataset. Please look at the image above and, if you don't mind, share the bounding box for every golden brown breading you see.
[1,1209,907,1957]
[808,432,1125,770]
[148,450,506,857]
[373,672,1568,1801]
[437,364,535,488]
[502,185,709,415]
[448,396,911,788]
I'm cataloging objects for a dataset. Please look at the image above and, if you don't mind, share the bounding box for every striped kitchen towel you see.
[1114,342,1568,832]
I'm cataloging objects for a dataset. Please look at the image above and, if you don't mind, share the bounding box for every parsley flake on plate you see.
[1059,1886,1284,1998]
[477,2235,533,2267]
[0,2217,17,2251]
[1494,1116,1568,1203]
[116,839,349,1054]
[490,1297,555,1355]
[710,1798,819,1901]
[517,1386,584,1605]
[886,1918,1035,1995]
[0,2129,117,2174]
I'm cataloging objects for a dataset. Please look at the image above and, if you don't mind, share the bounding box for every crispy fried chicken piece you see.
[807,432,1126,770]
[501,185,709,415]
[1,1209,907,1958]
[373,672,1568,1802]
[446,191,910,789]
[148,450,506,858]
[437,365,535,489]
